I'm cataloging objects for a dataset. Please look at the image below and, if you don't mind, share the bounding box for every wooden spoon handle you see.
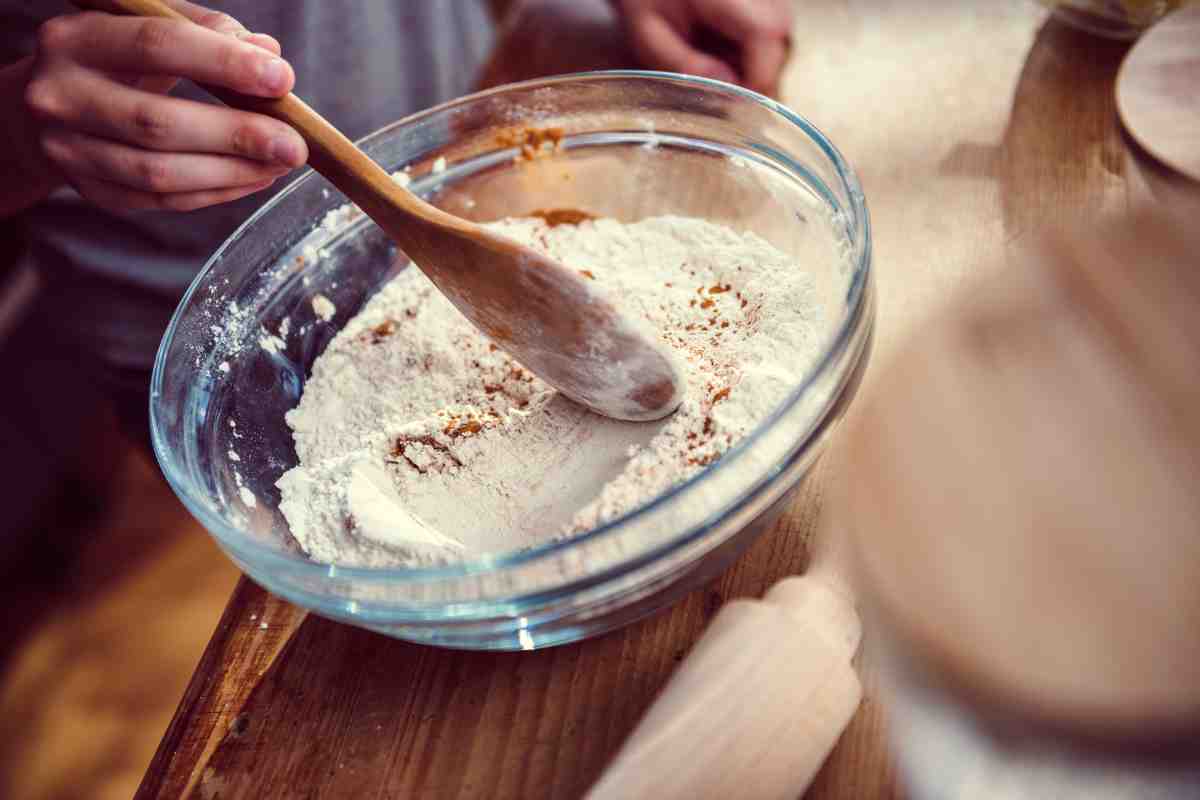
[70,0,456,243]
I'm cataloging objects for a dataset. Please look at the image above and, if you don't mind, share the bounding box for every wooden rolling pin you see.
[587,508,862,800]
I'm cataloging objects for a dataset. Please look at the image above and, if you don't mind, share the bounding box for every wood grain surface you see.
[138,2,1150,797]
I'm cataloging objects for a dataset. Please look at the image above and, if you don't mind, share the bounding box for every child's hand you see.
[613,0,792,94]
[21,0,308,212]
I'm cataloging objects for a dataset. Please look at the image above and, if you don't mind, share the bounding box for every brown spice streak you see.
[530,208,597,227]
[447,420,482,437]
[497,126,565,162]
[390,435,463,473]
[365,320,397,343]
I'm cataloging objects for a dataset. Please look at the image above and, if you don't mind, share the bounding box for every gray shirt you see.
[2,1,494,371]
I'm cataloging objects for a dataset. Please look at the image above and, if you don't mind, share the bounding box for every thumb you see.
[743,35,789,96]
[632,12,738,83]
[164,1,282,54]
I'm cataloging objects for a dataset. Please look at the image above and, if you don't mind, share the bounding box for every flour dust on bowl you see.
[150,72,874,651]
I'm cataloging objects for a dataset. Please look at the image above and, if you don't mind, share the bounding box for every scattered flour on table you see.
[277,215,828,568]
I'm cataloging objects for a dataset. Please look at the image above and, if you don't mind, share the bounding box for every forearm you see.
[0,57,64,217]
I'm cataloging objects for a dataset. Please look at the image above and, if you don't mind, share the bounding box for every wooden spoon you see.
[76,0,684,422]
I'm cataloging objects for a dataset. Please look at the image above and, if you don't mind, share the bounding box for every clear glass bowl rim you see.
[150,69,873,587]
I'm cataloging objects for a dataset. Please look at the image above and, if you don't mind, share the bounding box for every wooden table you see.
[138,3,1147,797]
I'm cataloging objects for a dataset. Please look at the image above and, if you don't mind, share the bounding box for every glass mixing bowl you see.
[151,72,874,651]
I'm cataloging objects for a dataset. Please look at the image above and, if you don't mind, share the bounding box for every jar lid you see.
[1117,4,1200,182]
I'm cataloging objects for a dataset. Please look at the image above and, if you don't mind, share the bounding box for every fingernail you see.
[258,57,289,94]
[269,134,304,166]
[238,31,280,53]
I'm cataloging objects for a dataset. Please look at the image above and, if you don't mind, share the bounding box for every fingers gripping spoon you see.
[77,0,684,422]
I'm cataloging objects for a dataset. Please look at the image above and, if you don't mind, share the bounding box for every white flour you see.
[277,215,826,567]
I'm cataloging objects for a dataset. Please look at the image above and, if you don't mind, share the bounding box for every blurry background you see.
[0,229,238,799]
